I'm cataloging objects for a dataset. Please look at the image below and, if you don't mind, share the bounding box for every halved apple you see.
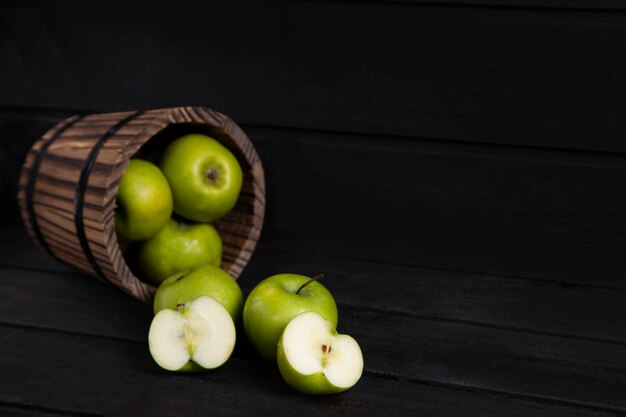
[277,311,364,394]
[148,296,235,371]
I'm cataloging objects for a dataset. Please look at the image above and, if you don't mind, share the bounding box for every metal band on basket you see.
[26,114,85,254]
[74,110,144,282]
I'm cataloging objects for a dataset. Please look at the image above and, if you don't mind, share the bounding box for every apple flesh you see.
[277,312,363,395]
[148,296,236,371]
[154,264,244,323]
[160,133,243,223]
[138,219,222,284]
[243,274,338,362]
[115,159,173,241]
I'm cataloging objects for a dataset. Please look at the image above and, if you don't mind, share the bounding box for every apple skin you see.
[153,264,244,322]
[137,219,222,284]
[177,361,206,373]
[115,159,173,241]
[277,359,342,395]
[242,274,338,362]
[160,133,243,223]
[277,328,355,395]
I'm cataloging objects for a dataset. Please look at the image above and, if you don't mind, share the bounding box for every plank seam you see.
[0,399,106,417]
[5,105,626,158]
[365,371,626,416]
[341,304,626,347]
[286,0,626,13]
[257,247,626,293]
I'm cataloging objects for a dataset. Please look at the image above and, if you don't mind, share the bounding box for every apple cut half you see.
[277,311,364,395]
[149,296,236,371]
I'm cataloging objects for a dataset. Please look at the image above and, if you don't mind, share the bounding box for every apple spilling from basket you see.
[116,133,363,395]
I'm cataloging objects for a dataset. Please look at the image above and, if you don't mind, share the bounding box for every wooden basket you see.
[17,107,265,303]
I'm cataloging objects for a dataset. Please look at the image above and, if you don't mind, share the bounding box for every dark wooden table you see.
[3,1,626,415]
[1,216,626,416]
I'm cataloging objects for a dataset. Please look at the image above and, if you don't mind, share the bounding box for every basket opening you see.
[120,122,257,287]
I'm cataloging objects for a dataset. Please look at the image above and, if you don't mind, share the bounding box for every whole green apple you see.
[153,264,244,322]
[160,134,243,222]
[243,274,338,362]
[115,159,173,241]
[138,219,222,284]
[277,311,363,394]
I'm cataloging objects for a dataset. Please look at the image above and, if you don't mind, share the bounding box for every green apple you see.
[277,311,363,394]
[137,219,222,284]
[154,264,244,322]
[243,274,338,362]
[115,159,173,241]
[149,295,236,372]
[160,133,243,222]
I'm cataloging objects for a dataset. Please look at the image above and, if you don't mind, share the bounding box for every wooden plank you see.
[0,226,69,273]
[324,0,626,10]
[3,112,626,286]
[3,228,626,345]
[352,310,626,411]
[2,3,626,153]
[249,127,626,288]
[0,324,618,417]
[0,265,150,341]
[2,254,626,410]
[6,110,626,285]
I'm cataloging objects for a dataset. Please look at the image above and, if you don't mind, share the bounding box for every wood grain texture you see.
[16,107,265,303]
[2,230,626,348]
[2,245,626,413]
[4,109,626,287]
[249,126,626,288]
[7,325,616,417]
[3,2,625,416]
[312,0,626,10]
[3,2,626,153]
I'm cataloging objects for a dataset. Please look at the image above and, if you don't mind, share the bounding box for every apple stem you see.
[296,273,324,295]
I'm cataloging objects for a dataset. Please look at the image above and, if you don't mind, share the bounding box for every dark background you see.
[1,1,626,416]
